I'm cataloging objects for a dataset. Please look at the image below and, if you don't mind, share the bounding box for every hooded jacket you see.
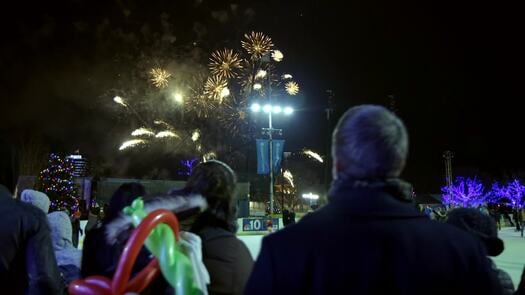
[21,189,51,214]
[47,211,82,268]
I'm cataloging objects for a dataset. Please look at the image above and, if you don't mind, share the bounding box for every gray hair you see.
[332,105,409,180]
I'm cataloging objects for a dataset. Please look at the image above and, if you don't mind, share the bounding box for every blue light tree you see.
[441,177,486,208]
[499,179,525,209]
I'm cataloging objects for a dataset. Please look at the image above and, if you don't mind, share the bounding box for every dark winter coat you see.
[245,179,502,295]
[490,259,514,295]
[0,185,63,294]
[195,226,253,295]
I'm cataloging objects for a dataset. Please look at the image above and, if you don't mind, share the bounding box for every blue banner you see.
[272,139,285,172]
[256,139,270,174]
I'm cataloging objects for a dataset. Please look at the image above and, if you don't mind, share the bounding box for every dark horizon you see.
[0,0,521,193]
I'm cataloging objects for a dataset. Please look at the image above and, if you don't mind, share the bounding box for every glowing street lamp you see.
[251,103,261,113]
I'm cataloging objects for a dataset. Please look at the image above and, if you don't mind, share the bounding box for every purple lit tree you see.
[500,179,525,209]
[485,182,507,205]
[441,177,486,208]
[179,158,199,176]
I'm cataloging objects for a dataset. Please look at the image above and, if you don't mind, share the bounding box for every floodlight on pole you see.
[251,103,261,113]
[284,106,294,115]
[272,106,282,113]
[263,104,272,113]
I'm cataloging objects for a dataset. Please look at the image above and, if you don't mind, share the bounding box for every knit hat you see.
[20,189,51,214]
[446,208,504,256]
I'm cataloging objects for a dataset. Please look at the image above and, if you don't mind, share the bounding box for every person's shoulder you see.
[263,209,328,245]
[11,198,47,221]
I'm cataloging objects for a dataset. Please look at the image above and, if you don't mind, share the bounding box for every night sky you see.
[0,0,521,193]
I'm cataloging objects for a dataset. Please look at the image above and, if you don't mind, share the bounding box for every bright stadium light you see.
[263,104,272,113]
[251,103,261,113]
[272,105,282,113]
[284,106,294,115]
[302,193,319,200]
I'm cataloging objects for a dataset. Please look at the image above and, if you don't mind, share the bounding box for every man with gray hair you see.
[245,105,501,294]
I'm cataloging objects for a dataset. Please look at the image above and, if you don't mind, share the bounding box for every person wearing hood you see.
[0,140,63,294]
[48,211,82,285]
[20,189,51,213]
[245,105,501,295]
[446,207,514,295]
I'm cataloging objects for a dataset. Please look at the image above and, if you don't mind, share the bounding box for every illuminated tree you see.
[38,154,79,213]
[441,177,485,208]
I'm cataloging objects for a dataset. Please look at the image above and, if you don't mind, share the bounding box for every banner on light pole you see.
[256,139,285,174]
[272,139,285,172]
[256,139,270,174]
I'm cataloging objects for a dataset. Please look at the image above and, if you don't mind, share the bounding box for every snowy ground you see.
[238,227,525,286]
[494,227,525,286]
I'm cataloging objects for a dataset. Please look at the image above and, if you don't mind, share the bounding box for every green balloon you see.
[124,198,202,294]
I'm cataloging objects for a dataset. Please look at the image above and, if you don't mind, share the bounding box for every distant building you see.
[67,153,88,177]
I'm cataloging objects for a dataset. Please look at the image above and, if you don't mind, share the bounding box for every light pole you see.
[251,103,293,216]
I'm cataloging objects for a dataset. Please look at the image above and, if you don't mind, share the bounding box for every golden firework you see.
[209,49,242,79]
[131,128,155,137]
[285,81,300,96]
[241,32,274,59]
[149,68,171,88]
[303,149,324,163]
[272,50,284,62]
[119,139,146,151]
[204,76,228,101]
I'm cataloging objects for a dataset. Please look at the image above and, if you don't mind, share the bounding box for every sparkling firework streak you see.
[283,170,294,187]
[149,68,171,88]
[119,139,145,151]
[255,70,267,79]
[131,128,155,137]
[191,130,200,142]
[285,81,300,95]
[204,76,228,101]
[241,32,274,59]
[303,149,324,163]
[155,130,180,138]
[113,96,127,107]
[209,49,242,79]
[272,50,284,62]
[282,74,293,80]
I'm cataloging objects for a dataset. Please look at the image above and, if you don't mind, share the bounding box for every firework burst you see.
[285,81,300,95]
[241,32,274,59]
[131,128,155,137]
[113,96,127,107]
[283,170,294,187]
[272,50,284,62]
[149,68,171,88]
[119,139,146,151]
[209,49,242,79]
[155,130,180,138]
[204,76,228,101]
[303,149,324,163]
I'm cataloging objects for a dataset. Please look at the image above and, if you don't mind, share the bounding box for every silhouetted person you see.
[81,182,148,278]
[0,141,62,294]
[169,161,254,295]
[245,105,501,295]
[447,208,514,294]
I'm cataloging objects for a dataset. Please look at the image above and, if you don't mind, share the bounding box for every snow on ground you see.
[239,227,525,286]
[494,227,525,286]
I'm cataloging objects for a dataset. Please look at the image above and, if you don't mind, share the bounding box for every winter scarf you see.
[329,174,414,203]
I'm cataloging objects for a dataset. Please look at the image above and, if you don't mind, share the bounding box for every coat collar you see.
[328,178,424,218]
